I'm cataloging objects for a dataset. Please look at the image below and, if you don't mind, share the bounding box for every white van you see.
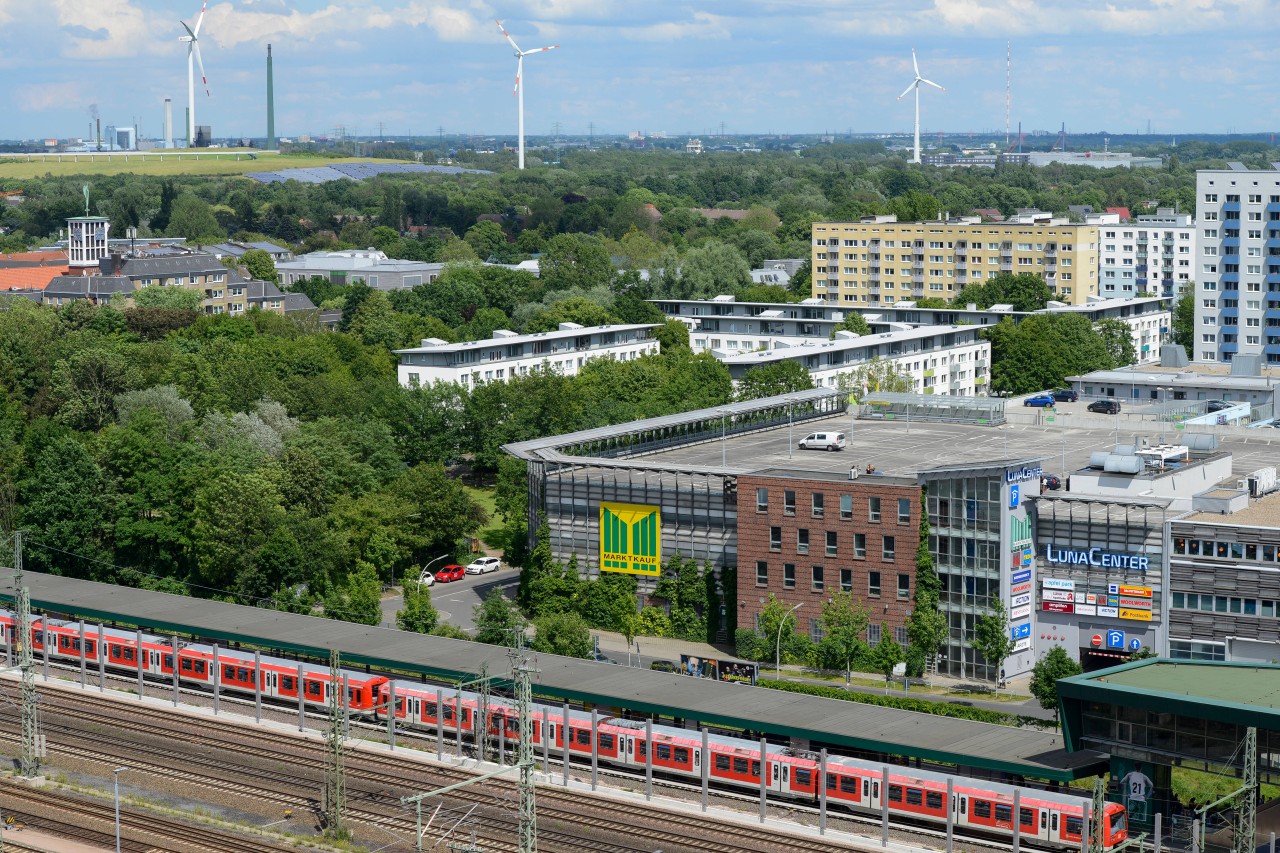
[798,431,846,451]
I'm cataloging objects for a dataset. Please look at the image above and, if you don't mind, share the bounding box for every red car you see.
[434,564,466,583]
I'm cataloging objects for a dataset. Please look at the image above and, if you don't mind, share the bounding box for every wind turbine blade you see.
[193,41,210,96]
[896,81,918,101]
[513,56,522,95]
[192,0,207,36]
[495,19,521,52]
[920,78,944,91]
[912,48,919,78]
[180,21,195,40]
[526,45,558,54]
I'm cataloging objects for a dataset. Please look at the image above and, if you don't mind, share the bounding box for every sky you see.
[1,0,1278,142]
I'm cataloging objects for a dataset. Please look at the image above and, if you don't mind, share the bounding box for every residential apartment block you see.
[652,296,846,354]
[276,249,445,290]
[1195,165,1280,364]
[715,325,990,395]
[812,214,1100,306]
[1087,209,1195,298]
[394,323,660,389]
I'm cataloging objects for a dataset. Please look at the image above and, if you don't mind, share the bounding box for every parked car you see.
[1043,474,1063,490]
[1023,394,1055,408]
[434,564,466,583]
[465,557,502,575]
[1087,399,1122,415]
[1051,388,1079,403]
[1205,400,1232,413]
[798,431,846,451]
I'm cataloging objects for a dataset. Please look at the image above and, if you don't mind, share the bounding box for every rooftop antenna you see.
[897,48,944,164]
[1005,41,1011,148]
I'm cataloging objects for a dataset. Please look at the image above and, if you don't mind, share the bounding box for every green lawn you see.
[0,152,402,179]
[464,485,506,550]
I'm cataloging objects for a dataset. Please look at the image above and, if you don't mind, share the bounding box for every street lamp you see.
[417,553,450,586]
[113,766,127,853]
[775,602,803,677]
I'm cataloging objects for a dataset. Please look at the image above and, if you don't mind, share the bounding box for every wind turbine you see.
[495,19,558,170]
[178,1,210,148]
[897,48,943,164]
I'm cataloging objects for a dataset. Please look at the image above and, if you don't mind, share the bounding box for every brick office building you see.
[736,469,922,648]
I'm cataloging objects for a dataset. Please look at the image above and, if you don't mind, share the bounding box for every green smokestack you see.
[266,44,276,150]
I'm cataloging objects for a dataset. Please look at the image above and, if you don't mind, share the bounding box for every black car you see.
[1043,474,1062,490]
[1087,399,1121,415]
[1051,388,1079,403]
[1205,400,1232,413]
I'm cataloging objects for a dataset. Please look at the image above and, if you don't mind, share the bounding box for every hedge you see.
[756,678,1055,729]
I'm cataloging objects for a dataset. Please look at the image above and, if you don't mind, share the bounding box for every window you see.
[784,490,796,516]
[898,573,911,598]
[869,497,882,522]
[840,568,853,592]
[1020,808,1036,828]
[756,488,768,512]
[784,564,796,589]
[770,527,781,551]
[715,754,731,771]
[974,801,992,819]
[797,529,810,554]
[840,494,853,520]
[812,493,824,518]
[868,623,881,644]
[826,531,838,556]
[883,536,896,560]
[812,565,825,591]
[927,791,945,810]
[755,561,768,587]
[996,804,1013,823]
[854,533,866,558]
[869,571,882,597]
[897,498,911,524]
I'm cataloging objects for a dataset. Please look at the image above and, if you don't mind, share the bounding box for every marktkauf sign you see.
[1043,544,1150,571]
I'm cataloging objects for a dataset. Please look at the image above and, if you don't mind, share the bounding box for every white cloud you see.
[16,81,83,111]
[204,0,490,49]
[51,0,159,59]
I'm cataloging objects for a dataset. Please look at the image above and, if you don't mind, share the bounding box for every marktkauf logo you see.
[599,502,662,576]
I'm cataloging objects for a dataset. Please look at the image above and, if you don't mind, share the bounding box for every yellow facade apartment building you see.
[811,215,1100,306]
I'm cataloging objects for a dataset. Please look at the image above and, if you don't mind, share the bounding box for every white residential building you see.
[276,249,446,290]
[714,325,990,395]
[1195,165,1280,365]
[394,323,660,389]
[653,296,847,354]
[1087,209,1194,299]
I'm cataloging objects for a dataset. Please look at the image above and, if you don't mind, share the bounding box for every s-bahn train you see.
[0,612,1127,850]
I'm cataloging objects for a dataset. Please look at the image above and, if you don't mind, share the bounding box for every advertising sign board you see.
[600,502,662,576]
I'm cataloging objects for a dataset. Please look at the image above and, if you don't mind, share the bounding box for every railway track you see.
[1,682,871,853]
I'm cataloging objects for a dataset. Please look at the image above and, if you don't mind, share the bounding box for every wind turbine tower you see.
[495,19,559,170]
[1005,41,1011,148]
[178,1,210,147]
[897,48,943,164]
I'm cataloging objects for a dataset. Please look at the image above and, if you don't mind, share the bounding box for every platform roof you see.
[0,568,1104,781]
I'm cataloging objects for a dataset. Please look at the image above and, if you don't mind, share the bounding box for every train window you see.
[306,682,322,697]
[674,747,689,764]
[181,659,193,672]
[715,754,731,771]
[461,709,470,723]
[281,676,295,691]
[575,730,590,745]
[1110,809,1127,835]
[425,703,438,719]
[750,761,760,778]
[656,744,671,761]
[109,644,120,657]
[85,641,95,656]
[732,757,749,774]
[163,655,173,669]
[194,661,206,675]
[888,785,903,802]
[33,631,43,644]
[906,788,923,806]
[1021,808,1036,828]
[1065,817,1083,837]
[59,636,69,648]
[223,665,236,681]
[637,742,647,758]
[507,719,520,733]
[926,792,943,810]
[443,707,455,721]
[1051,814,1059,831]
[973,801,991,819]
[236,668,250,682]
[598,733,613,750]
[123,648,135,662]
[827,774,838,790]
[795,768,812,787]
[995,804,1012,823]
[843,777,859,794]
[1041,812,1048,829]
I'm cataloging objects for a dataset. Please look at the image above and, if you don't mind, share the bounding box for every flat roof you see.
[395,324,657,355]
[1070,365,1280,387]
[716,326,977,365]
[0,568,1103,781]
[1178,490,1280,528]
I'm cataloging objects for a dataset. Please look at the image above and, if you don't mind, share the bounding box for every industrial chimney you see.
[163,98,173,149]
[266,44,276,150]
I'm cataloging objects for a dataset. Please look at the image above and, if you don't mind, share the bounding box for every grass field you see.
[0,152,402,180]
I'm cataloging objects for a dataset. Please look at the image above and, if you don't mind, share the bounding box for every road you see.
[380,568,519,630]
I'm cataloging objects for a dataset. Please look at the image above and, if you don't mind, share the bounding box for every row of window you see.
[768,528,897,560]
[759,489,912,523]
[1170,592,1280,618]
[755,560,910,598]
[1172,538,1280,561]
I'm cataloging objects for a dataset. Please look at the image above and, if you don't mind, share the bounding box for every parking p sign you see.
[1106,629,1125,650]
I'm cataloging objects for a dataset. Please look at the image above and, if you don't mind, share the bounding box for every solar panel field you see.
[0,152,410,180]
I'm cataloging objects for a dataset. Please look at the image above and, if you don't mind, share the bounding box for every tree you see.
[1029,646,1083,719]
[540,233,614,292]
[972,600,1017,685]
[662,240,751,299]
[325,559,383,626]
[132,286,203,311]
[733,360,814,402]
[816,591,869,686]
[151,181,176,233]
[1095,318,1137,367]
[396,579,440,633]
[953,272,1052,312]
[530,611,593,659]
[464,220,509,261]
[831,312,871,338]
[906,487,947,678]
[166,194,222,241]
[523,297,621,333]
[754,594,808,668]
[985,314,1118,396]
[838,358,915,400]
[115,384,194,435]
[240,249,279,283]
[1171,289,1194,352]
[869,628,903,692]
[473,588,525,645]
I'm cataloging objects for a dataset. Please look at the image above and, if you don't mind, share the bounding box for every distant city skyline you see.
[0,0,1276,142]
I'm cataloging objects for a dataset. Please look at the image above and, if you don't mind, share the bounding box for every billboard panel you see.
[600,501,662,576]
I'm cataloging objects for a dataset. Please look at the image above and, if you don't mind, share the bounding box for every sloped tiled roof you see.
[0,264,70,291]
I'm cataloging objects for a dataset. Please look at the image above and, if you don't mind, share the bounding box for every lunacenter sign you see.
[1043,544,1150,571]
[1006,465,1044,483]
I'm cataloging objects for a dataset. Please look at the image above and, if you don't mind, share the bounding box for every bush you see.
[635,606,673,638]
[756,679,1056,729]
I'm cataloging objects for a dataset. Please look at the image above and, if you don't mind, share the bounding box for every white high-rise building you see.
[1089,209,1194,299]
[1194,165,1280,365]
